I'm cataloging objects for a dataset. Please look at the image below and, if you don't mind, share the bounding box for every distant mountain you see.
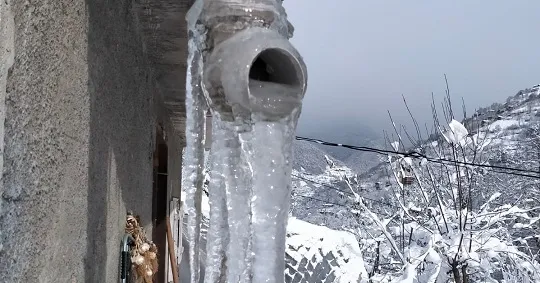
[297,121,383,174]
[292,140,339,175]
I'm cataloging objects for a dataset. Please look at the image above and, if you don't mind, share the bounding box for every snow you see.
[286,217,369,282]
[511,105,530,114]
[488,119,520,131]
[442,119,468,144]
[391,141,400,151]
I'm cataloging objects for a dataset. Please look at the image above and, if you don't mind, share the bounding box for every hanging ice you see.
[247,112,300,283]
[184,0,308,282]
[183,6,206,282]
[204,113,231,283]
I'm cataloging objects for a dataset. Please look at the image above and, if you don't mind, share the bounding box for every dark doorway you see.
[152,125,168,283]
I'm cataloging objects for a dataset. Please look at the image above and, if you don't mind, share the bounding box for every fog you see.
[284,0,540,145]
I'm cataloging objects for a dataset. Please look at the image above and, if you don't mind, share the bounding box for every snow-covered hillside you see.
[361,84,540,206]
[288,84,540,282]
[293,140,346,175]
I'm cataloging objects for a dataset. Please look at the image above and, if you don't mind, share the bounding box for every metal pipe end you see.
[203,28,307,121]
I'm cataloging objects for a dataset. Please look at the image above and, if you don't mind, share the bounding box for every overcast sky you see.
[283,0,540,141]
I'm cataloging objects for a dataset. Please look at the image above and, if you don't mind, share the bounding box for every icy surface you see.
[188,1,304,281]
[247,111,301,283]
[184,23,206,283]
[201,108,303,283]
[249,79,302,117]
[200,0,289,35]
[223,119,253,283]
[204,113,231,283]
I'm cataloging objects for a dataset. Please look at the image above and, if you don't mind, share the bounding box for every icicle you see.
[246,110,301,283]
[184,22,206,283]
[223,120,254,283]
[204,113,230,283]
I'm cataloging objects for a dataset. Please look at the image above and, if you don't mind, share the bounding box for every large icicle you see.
[184,14,206,283]
[223,121,254,283]
[193,0,307,281]
[247,111,301,283]
[204,115,255,283]
[204,113,230,283]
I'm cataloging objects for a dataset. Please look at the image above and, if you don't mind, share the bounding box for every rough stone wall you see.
[0,0,158,282]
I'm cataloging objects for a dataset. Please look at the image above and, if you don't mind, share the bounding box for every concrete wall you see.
[0,0,169,282]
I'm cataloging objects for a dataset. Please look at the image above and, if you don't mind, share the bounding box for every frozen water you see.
[204,113,231,283]
[249,79,302,120]
[199,0,289,35]
[203,95,303,283]
[247,110,300,283]
[204,108,302,283]
[186,0,204,28]
[184,24,206,283]
[187,1,303,281]
[222,119,253,283]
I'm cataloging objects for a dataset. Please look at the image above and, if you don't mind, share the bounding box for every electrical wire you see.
[295,136,540,180]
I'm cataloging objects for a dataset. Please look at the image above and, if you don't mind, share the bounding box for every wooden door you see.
[152,125,168,283]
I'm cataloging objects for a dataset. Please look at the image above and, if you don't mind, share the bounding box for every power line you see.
[295,136,540,180]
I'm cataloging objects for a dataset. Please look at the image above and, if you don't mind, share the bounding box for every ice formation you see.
[203,113,231,282]
[184,0,305,282]
[247,112,300,283]
[184,5,206,282]
[201,102,301,283]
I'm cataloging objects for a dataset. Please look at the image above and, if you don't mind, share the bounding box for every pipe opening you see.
[249,48,301,87]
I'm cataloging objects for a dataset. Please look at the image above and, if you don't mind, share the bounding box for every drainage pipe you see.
[200,0,307,122]
[197,0,307,282]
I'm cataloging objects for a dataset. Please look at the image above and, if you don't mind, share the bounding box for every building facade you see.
[0,0,192,282]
